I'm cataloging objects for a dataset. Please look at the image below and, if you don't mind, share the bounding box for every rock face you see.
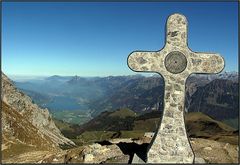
[191,138,238,163]
[2,101,59,158]
[188,79,239,120]
[82,143,124,163]
[1,73,75,148]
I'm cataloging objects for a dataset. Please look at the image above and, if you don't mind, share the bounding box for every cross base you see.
[131,153,204,164]
[131,154,146,163]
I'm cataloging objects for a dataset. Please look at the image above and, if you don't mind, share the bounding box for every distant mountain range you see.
[188,79,238,120]
[13,72,238,127]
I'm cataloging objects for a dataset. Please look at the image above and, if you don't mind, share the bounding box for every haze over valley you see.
[13,72,238,128]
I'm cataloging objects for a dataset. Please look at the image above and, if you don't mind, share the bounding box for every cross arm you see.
[189,52,225,74]
[127,51,162,73]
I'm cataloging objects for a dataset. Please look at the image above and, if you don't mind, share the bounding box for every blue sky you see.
[2,2,238,77]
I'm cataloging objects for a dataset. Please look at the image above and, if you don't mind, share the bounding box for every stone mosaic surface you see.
[127,13,224,163]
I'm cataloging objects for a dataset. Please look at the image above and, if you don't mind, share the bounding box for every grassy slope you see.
[185,112,236,132]
[54,109,238,146]
[109,108,137,118]
[2,102,58,159]
[222,118,239,130]
[185,112,238,144]
[53,118,74,132]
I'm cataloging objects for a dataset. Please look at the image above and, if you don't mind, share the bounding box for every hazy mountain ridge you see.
[14,72,238,125]
[205,71,238,82]
[89,74,238,121]
[188,79,239,120]
[15,75,144,110]
[18,89,52,106]
[89,77,165,116]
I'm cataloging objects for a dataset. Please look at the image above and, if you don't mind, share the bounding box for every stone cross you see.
[127,13,224,163]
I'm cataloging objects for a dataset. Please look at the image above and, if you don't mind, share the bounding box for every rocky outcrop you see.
[37,143,128,164]
[191,138,238,163]
[1,73,75,147]
[2,102,59,152]
[82,143,124,163]
[3,137,238,164]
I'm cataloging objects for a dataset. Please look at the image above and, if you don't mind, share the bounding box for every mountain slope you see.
[89,77,164,115]
[68,109,238,145]
[90,75,213,116]
[185,112,237,144]
[2,101,59,160]
[188,79,239,120]
[75,108,137,134]
[2,73,75,147]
